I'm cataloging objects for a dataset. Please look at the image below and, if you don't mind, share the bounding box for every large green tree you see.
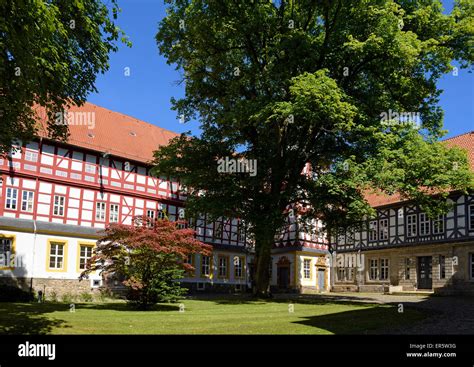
[153,0,474,296]
[0,0,129,154]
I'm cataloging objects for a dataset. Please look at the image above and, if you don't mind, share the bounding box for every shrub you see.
[49,290,58,303]
[80,292,93,302]
[61,293,75,303]
[0,284,35,302]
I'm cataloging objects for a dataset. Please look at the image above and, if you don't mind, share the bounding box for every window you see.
[0,238,14,268]
[5,188,18,210]
[369,259,378,280]
[439,255,446,279]
[147,209,155,220]
[337,268,346,282]
[157,210,166,220]
[407,214,417,237]
[201,255,211,277]
[234,256,244,278]
[53,195,65,216]
[218,256,228,278]
[419,213,430,235]
[379,219,389,240]
[433,215,444,234]
[109,204,119,223]
[95,202,106,221]
[303,259,311,279]
[21,190,34,212]
[48,241,66,270]
[470,205,474,230]
[78,245,93,271]
[368,221,378,241]
[405,258,410,280]
[85,164,96,174]
[25,150,38,162]
[380,259,389,280]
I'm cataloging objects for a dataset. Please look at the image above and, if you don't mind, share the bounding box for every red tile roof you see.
[365,131,474,207]
[34,102,179,164]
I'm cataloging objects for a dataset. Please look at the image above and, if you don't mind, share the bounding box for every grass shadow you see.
[292,304,427,334]
[0,302,70,335]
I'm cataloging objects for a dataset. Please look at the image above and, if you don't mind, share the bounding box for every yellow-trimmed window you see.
[0,235,15,269]
[233,256,245,279]
[303,259,311,279]
[218,255,229,278]
[47,240,67,272]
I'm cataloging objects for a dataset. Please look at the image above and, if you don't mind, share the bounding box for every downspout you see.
[30,219,37,293]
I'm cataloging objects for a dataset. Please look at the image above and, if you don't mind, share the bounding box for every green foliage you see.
[48,291,58,303]
[60,293,75,303]
[0,0,130,154]
[154,1,473,294]
[80,292,93,303]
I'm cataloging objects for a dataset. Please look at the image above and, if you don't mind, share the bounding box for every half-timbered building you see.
[0,103,331,297]
[333,132,474,295]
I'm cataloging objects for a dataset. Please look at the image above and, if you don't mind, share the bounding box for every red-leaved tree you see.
[80,216,211,309]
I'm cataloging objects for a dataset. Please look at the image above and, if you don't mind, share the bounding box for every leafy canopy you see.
[0,0,130,154]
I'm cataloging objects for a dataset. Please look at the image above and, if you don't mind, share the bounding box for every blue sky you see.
[88,0,473,139]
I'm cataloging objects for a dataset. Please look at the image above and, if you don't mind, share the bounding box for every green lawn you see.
[0,297,426,334]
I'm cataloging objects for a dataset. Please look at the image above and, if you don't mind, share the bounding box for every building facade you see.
[0,103,330,298]
[333,132,474,295]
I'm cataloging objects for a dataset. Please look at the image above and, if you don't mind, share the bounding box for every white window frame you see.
[303,259,311,279]
[379,219,389,240]
[25,150,38,162]
[433,214,444,234]
[234,256,243,278]
[369,259,378,280]
[380,258,389,280]
[79,245,93,270]
[406,214,417,237]
[53,195,65,216]
[85,163,96,174]
[5,187,18,210]
[49,242,65,270]
[21,190,34,212]
[419,213,430,236]
[0,238,13,268]
[201,255,211,277]
[95,202,106,221]
[109,204,119,223]
[218,256,228,278]
[368,220,378,241]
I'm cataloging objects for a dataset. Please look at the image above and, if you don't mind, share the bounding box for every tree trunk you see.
[253,226,276,297]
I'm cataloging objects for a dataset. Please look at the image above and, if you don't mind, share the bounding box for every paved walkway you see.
[275,292,474,334]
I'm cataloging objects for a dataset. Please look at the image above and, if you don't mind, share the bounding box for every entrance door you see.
[417,256,432,289]
[277,266,290,289]
[318,269,325,291]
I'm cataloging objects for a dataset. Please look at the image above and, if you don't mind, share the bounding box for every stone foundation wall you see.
[182,282,248,294]
[0,277,100,299]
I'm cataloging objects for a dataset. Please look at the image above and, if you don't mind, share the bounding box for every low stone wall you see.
[0,277,100,299]
[182,282,248,294]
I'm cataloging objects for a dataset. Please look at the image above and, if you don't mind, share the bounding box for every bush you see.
[80,292,93,302]
[49,290,58,303]
[61,293,75,303]
[0,284,35,302]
